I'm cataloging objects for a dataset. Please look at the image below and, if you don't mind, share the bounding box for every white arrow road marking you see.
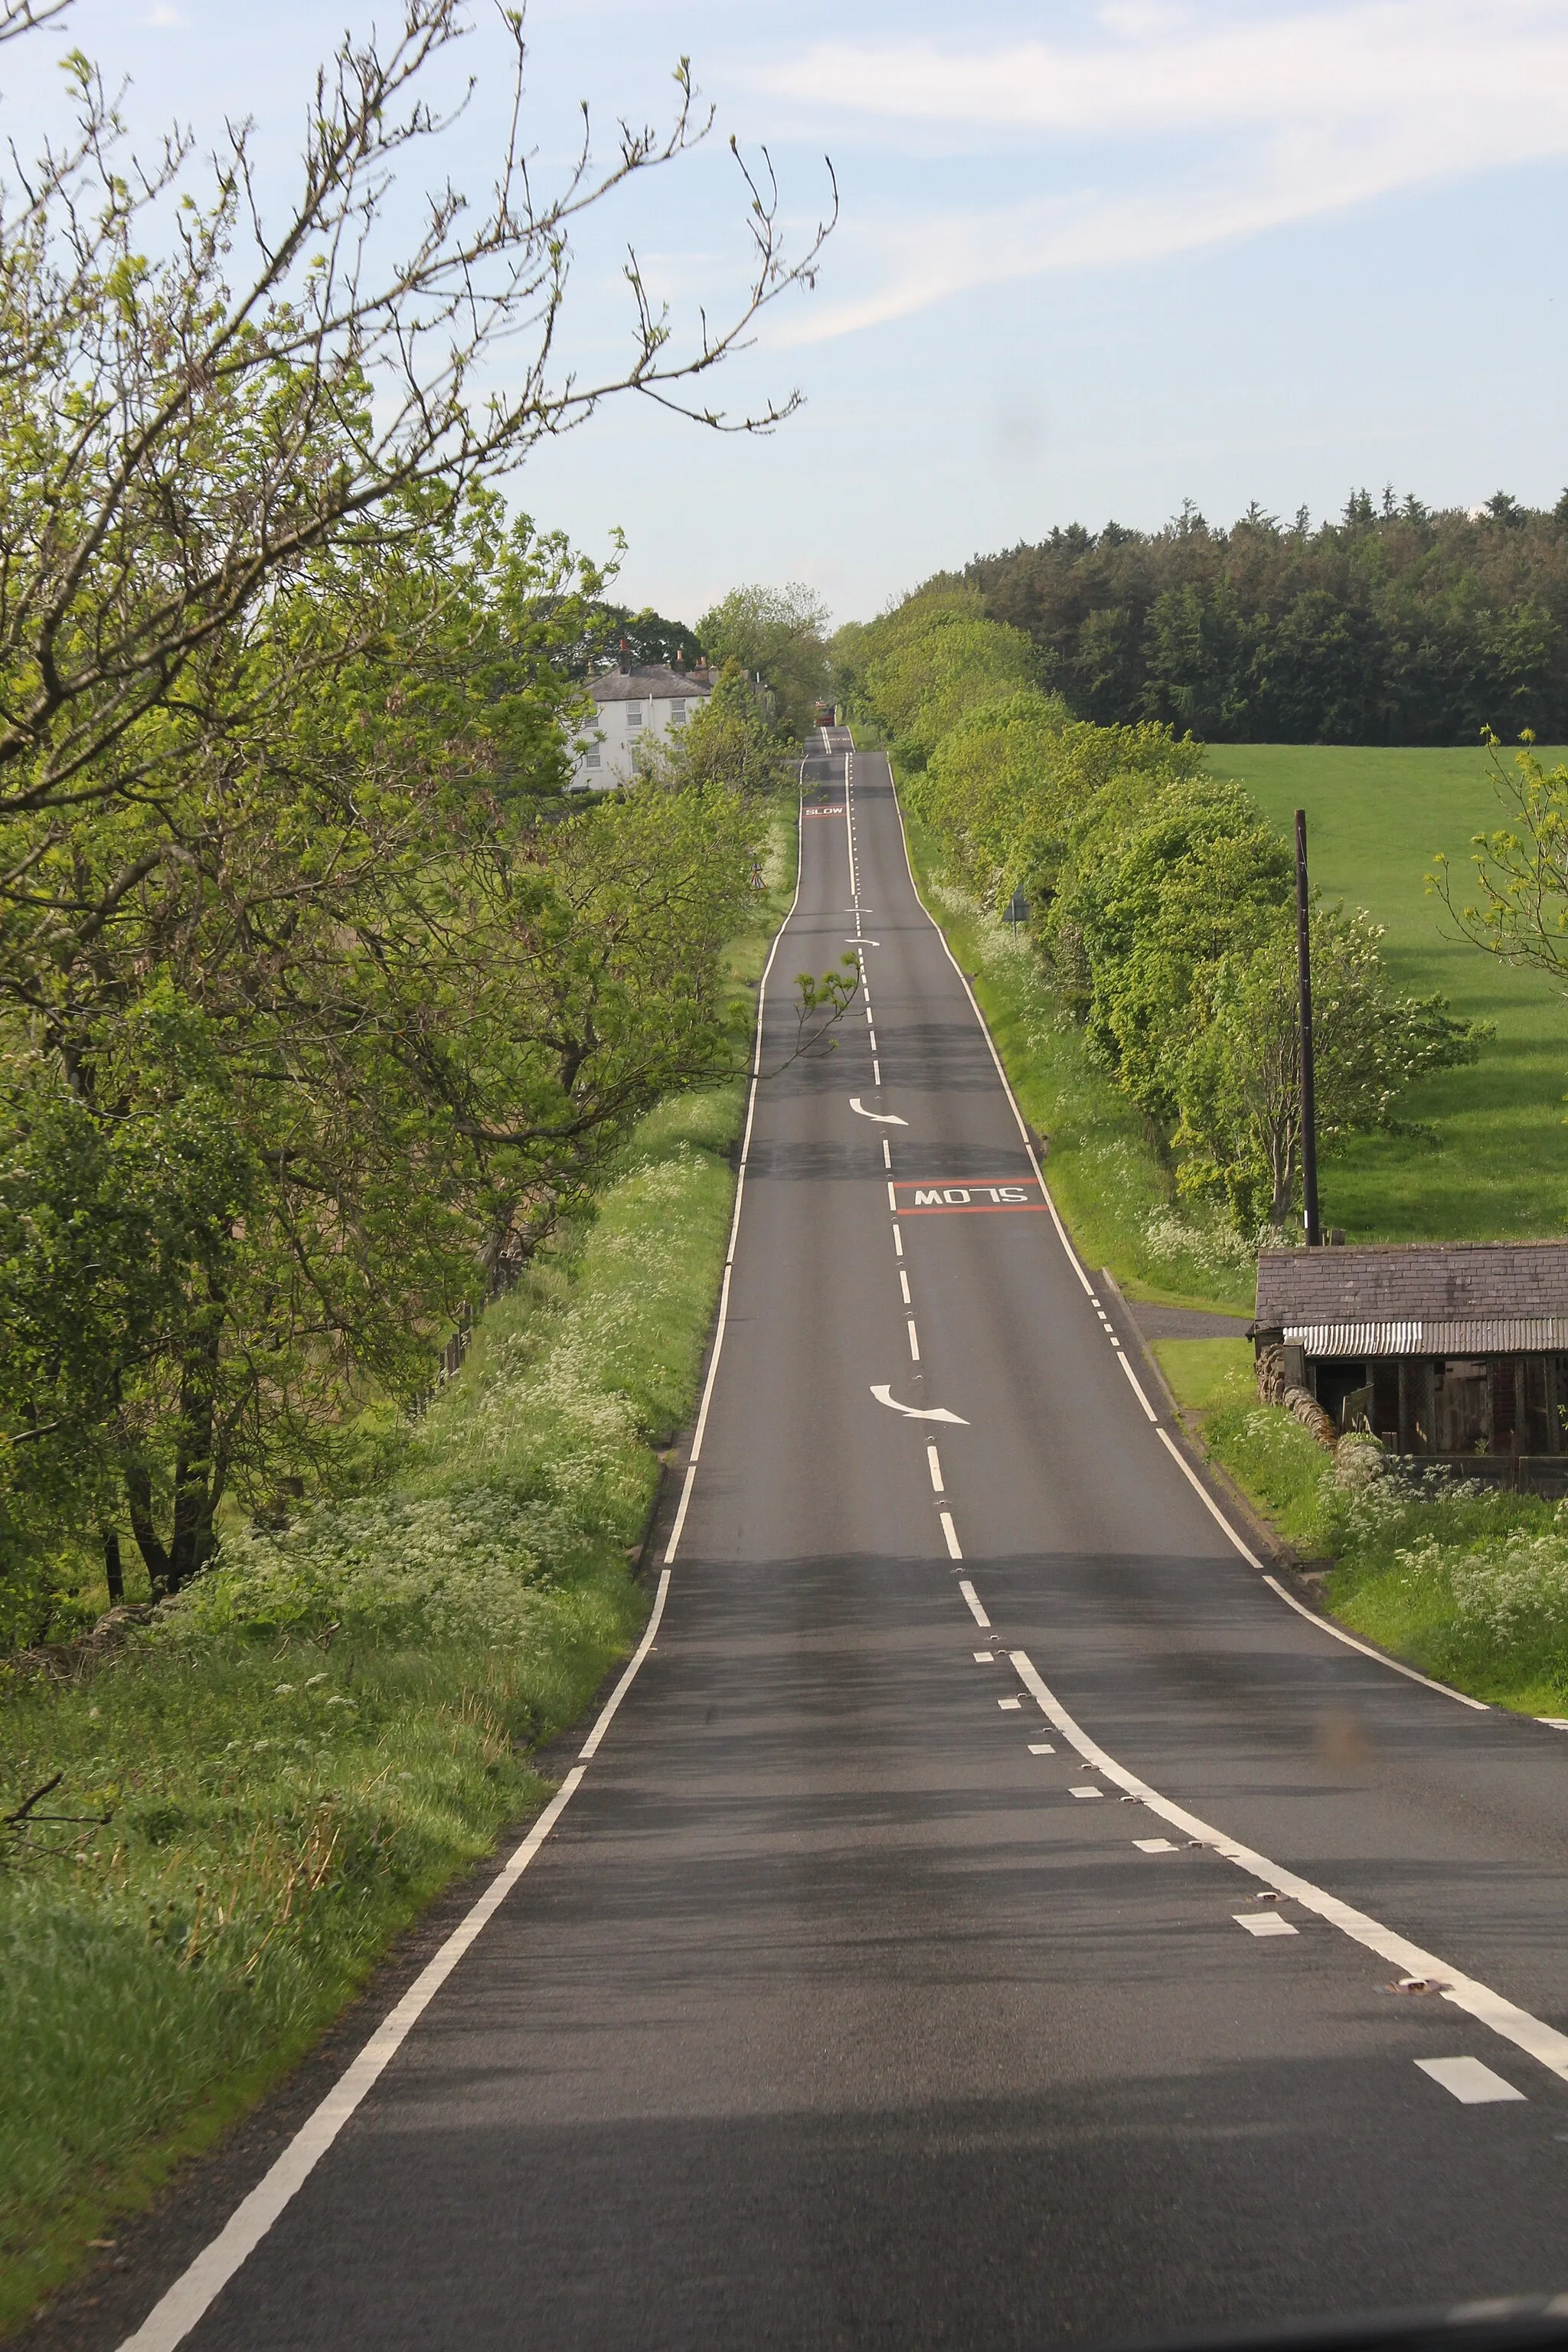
[845,939,880,946]
[869,1384,969,1424]
[850,1097,907,1124]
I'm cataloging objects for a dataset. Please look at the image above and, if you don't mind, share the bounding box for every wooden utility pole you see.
[1295,808,1321,1247]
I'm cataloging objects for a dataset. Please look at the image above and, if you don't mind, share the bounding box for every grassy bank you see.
[900,803,1253,1312]
[1210,744,1568,1242]
[1153,1336,1568,1717]
[0,805,798,2331]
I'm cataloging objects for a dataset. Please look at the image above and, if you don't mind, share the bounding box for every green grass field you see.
[1210,744,1568,1243]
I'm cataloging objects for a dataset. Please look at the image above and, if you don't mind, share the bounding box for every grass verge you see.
[0,802,799,2333]
[1153,1336,1568,1717]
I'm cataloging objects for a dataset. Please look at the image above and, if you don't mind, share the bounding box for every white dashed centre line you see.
[906,1321,920,1361]
[926,1443,943,1491]
[1236,1912,1298,1938]
[892,1225,903,1257]
[1028,1742,1056,1756]
[1135,1838,1177,1854]
[973,1649,994,1664]
[1416,2057,1527,2104]
[998,1697,1022,1711]
[939,1511,963,1560]
[900,1270,911,1305]
[959,1582,991,1628]
[1070,1786,1104,1800]
[882,1138,892,1171]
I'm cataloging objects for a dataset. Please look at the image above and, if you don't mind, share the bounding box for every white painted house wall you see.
[570,663,712,791]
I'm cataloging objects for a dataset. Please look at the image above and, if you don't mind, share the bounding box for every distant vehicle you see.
[814,700,838,726]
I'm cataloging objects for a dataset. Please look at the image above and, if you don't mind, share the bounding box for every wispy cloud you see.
[750,1,1568,341]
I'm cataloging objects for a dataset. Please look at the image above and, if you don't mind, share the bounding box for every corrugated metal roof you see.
[1256,1241,1568,1328]
[1285,1319,1568,1357]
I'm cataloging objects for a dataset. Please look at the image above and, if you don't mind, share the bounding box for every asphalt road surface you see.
[125,733,1568,2350]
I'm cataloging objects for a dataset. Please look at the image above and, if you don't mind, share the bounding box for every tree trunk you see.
[168,1315,224,1589]
[125,1462,172,1592]
[102,1527,124,1605]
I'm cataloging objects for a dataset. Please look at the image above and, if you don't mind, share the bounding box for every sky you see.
[7,0,1568,625]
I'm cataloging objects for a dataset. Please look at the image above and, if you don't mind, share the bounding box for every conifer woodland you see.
[958,492,1568,744]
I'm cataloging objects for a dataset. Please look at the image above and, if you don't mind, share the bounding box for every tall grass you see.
[1154,1336,1568,1716]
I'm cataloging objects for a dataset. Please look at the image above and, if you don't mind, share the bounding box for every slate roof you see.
[1254,1243,1568,1355]
[588,665,711,705]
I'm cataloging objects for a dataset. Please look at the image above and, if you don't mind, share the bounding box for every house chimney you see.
[674,648,685,672]
[618,636,631,675]
[692,655,709,683]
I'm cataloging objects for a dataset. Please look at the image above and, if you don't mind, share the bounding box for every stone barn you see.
[1251,1240,1568,1488]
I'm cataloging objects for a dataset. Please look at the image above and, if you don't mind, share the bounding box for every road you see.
[125,731,1568,2350]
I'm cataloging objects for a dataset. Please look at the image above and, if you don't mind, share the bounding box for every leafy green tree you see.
[1067,780,1294,1121]
[639,660,793,797]
[0,3,831,1632]
[697,584,831,737]
[908,691,1197,915]
[1432,735,1568,983]
[854,587,1042,764]
[0,8,831,835]
[1174,909,1482,1228]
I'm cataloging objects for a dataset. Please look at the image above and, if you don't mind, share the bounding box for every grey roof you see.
[1256,1241,1568,1343]
[588,665,711,705]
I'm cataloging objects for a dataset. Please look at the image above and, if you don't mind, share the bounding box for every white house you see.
[570,648,713,790]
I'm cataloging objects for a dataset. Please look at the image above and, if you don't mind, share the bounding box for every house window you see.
[583,746,601,768]
[670,699,686,726]
[625,704,642,727]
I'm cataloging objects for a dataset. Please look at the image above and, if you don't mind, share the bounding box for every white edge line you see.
[1116,1350,1159,1423]
[887,756,1488,1722]
[1261,1570,1488,1710]
[1155,1425,1263,1570]
[1154,1425,1484,1711]
[958,1576,990,1626]
[1008,1648,1559,2085]
[121,1764,586,2352]
[117,776,811,2352]
[578,1568,672,1759]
